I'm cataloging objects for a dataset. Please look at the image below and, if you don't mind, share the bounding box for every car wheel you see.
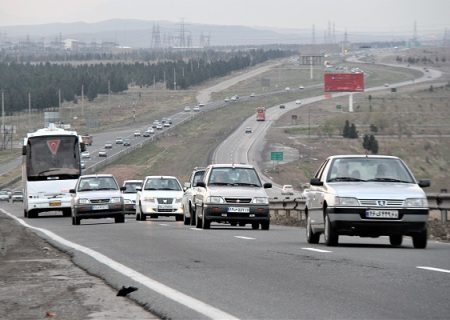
[324,214,338,246]
[239,222,246,227]
[24,209,28,218]
[389,235,403,247]
[115,215,125,223]
[202,216,210,229]
[176,215,183,222]
[412,230,427,249]
[306,215,320,244]
[150,214,158,219]
[261,221,270,230]
[230,222,237,227]
[252,223,259,230]
[28,209,37,218]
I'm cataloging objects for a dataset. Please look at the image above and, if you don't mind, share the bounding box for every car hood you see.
[327,182,426,199]
[207,186,268,198]
[122,193,137,201]
[77,190,122,199]
[140,190,183,198]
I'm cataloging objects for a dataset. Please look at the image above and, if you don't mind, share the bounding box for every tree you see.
[349,123,358,139]
[343,120,350,138]
[362,134,379,154]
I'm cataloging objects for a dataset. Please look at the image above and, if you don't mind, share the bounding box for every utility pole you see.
[81,84,84,116]
[108,80,111,108]
[1,90,4,149]
[28,91,31,130]
[173,68,176,90]
[58,89,61,110]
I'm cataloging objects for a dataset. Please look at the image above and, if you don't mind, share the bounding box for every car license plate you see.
[92,204,109,210]
[49,200,61,207]
[228,207,250,213]
[158,204,172,210]
[366,210,399,219]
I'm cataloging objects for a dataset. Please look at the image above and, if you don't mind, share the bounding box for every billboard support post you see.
[349,93,353,112]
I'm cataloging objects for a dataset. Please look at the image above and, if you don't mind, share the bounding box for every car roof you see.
[123,180,143,184]
[80,174,115,178]
[207,163,255,169]
[144,176,180,180]
[327,154,400,161]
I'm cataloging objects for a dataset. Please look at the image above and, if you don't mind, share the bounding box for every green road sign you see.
[271,151,284,161]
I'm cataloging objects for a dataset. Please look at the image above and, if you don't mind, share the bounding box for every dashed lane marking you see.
[417,266,450,274]
[234,236,256,240]
[302,247,332,253]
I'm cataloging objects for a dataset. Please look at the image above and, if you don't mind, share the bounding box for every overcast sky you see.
[1,0,449,34]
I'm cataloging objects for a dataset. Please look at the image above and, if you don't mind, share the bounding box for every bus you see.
[22,123,85,218]
[256,107,266,121]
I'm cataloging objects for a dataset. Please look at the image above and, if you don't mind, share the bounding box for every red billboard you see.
[324,73,364,92]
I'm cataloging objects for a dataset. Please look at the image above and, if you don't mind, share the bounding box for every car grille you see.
[157,198,174,204]
[158,209,176,213]
[225,198,252,204]
[90,199,111,204]
[359,199,404,207]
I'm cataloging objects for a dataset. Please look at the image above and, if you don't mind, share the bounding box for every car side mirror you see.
[184,182,191,189]
[418,180,430,188]
[69,189,76,194]
[120,187,126,191]
[196,181,206,188]
[310,178,323,186]
[263,183,272,189]
[136,186,142,191]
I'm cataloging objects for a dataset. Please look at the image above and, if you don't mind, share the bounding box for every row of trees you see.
[342,120,379,154]
[0,49,291,113]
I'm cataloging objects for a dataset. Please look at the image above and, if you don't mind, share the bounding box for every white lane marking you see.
[417,266,450,274]
[158,223,169,226]
[302,247,332,253]
[190,228,202,231]
[234,236,256,240]
[1,209,239,320]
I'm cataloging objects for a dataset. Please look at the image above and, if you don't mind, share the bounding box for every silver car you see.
[70,174,125,225]
[305,155,430,248]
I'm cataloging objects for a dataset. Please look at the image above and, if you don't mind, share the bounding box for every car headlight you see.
[175,197,183,203]
[143,197,156,202]
[78,198,90,204]
[110,197,121,203]
[252,197,269,204]
[123,199,132,204]
[207,196,224,204]
[405,198,428,208]
[334,197,359,206]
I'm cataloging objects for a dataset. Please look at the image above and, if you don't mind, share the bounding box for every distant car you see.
[11,190,24,203]
[143,130,151,137]
[224,98,230,102]
[184,106,191,112]
[295,100,302,104]
[384,83,390,87]
[81,151,91,159]
[152,120,159,128]
[245,127,252,134]
[122,180,143,214]
[70,174,125,225]
[147,128,155,134]
[279,104,286,109]
[285,87,291,91]
[123,139,131,146]
[136,176,184,221]
[166,118,173,124]
[198,103,205,108]
[156,124,163,130]
[193,106,200,112]
[163,122,170,127]
[299,85,304,90]
[98,149,107,157]
[80,161,86,169]
[104,142,113,149]
[115,137,123,144]
[134,130,141,137]
[250,93,256,97]
[281,185,294,195]
[305,155,430,248]
[0,190,10,202]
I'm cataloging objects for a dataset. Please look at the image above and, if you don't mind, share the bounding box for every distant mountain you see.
[0,18,430,47]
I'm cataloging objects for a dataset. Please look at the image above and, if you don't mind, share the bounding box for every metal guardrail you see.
[269,194,450,223]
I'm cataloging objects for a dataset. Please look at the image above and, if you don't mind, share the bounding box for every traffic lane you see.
[5,203,450,320]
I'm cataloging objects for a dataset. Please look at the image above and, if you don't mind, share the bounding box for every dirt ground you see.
[0,212,157,320]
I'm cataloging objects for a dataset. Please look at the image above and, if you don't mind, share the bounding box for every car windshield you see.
[78,177,118,191]
[144,178,181,191]
[123,182,142,193]
[208,167,261,187]
[327,158,415,183]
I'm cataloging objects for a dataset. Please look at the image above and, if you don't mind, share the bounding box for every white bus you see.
[22,123,86,218]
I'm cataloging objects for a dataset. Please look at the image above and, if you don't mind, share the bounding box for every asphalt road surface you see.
[1,202,449,319]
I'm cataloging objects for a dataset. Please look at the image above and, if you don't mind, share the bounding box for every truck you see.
[81,134,93,146]
[256,107,266,121]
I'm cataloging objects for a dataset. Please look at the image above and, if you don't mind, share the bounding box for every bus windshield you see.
[26,135,81,180]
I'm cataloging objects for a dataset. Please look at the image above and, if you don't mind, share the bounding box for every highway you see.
[1,56,448,319]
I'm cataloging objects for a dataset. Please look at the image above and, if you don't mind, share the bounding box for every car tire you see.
[202,216,210,229]
[324,214,338,246]
[252,223,259,230]
[230,222,237,227]
[24,209,28,218]
[261,221,270,230]
[239,222,246,227]
[412,230,427,249]
[28,209,37,218]
[115,215,125,223]
[306,215,320,244]
[389,235,403,247]
[176,215,183,222]
[150,214,158,219]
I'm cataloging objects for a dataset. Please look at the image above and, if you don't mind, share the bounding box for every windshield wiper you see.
[37,169,60,176]
[328,177,364,182]
[209,182,232,186]
[233,183,260,187]
[367,178,410,183]
[144,188,158,190]
[97,187,117,190]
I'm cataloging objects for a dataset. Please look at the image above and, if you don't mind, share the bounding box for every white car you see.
[299,85,304,90]
[295,100,302,104]
[98,149,107,157]
[285,87,290,91]
[156,124,163,130]
[184,106,191,112]
[250,93,255,97]
[193,106,200,112]
[81,151,90,159]
[281,185,294,195]
[134,130,141,137]
[245,127,252,134]
[305,155,430,248]
[136,176,184,221]
[224,98,230,102]
[122,180,143,214]
[163,122,170,127]
[104,142,113,149]
[115,137,123,144]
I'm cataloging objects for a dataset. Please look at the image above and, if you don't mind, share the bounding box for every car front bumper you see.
[203,204,270,223]
[73,203,124,218]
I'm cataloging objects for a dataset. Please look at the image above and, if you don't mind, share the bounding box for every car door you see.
[308,159,329,228]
